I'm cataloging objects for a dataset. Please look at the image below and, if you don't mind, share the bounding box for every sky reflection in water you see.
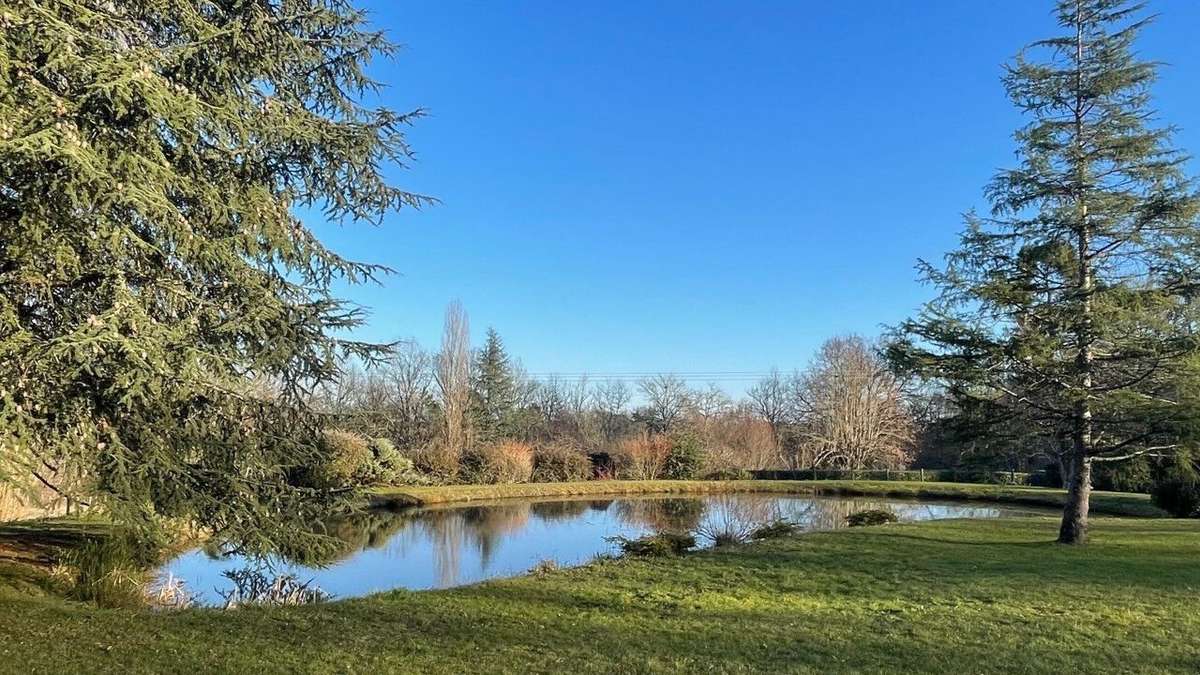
[162,494,1036,605]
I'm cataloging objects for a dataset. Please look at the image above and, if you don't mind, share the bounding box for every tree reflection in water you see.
[614,498,705,533]
[166,494,1027,604]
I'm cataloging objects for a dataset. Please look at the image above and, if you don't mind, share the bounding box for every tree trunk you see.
[1060,2,1094,546]
[1058,453,1074,490]
[1058,451,1091,544]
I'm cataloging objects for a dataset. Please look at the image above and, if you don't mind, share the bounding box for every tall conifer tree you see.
[0,1,428,552]
[890,0,1200,543]
[472,328,517,440]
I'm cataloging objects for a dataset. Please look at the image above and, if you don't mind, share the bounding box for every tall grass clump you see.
[144,573,197,610]
[409,444,462,484]
[62,533,158,609]
[616,434,672,480]
[220,568,331,609]
[461,441,534,484]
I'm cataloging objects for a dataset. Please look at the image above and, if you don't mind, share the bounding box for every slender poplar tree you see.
[0,1,429,553]
[890,0,1200,543]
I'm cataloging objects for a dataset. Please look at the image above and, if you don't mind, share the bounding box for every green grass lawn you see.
[1,515,1196,674]
[373,479,1167,517]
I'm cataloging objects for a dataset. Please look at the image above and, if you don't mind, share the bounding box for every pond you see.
[161,493,1039,605]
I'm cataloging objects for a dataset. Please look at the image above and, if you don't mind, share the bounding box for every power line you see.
[523,371,778,376]
[521,371,781,383]
[528,369,772,374]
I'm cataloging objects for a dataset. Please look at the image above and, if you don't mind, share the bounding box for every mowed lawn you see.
[0,516,1197,674]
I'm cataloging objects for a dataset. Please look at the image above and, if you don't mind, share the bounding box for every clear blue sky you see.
[315,0,1200,393]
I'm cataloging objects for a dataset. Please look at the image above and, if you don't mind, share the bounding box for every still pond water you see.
[162,493,1037,605]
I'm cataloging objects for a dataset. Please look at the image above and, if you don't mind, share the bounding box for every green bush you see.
[750,468,1033,485]
[1151,476,1200,518]
[1093,457,1153,493]
[531,444,592,482]
[663,434,705,480]
[608,532,695,556]
[304,429,372,489]
[701,468,751,481]
[366,437,418,485]
[846,509,899,527]
[298,431,421,488]
[749,519,802,540]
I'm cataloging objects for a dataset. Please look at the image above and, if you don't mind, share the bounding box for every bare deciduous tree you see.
[592,380,632,443]
[537,374,568,432]
[562,376,598,449]
[435,301,472,453]
[700,402,778,471]
[637,374,691,433]
[796,336,914,469]
[688,382,731,449]
[386,341,437,449]
[691,383,732,424]
[747,369,790,460]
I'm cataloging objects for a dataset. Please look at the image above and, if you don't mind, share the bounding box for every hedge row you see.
[749,468,1038,486]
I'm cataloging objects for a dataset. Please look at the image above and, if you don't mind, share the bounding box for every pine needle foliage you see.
[472,327,518,441]
[0,0,430,555]
[889,0,1200,543]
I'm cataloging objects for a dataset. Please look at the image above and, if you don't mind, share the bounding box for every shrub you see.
[607,532,695,556]
[846,509,899,527]
[365,437,419,485]
[707,531,744,547]
[311,429,373,488]
[144,573,196,610]
[1028,465,1063,488]
[615,434,672,480]
[701,468,751,481]
[63,534,155,609]
[695,521,750,547]
[749,519,802,540]
[461,441,534,484]
[531,444,592,482]
[529,559,560,575]
[1151,476,1200,518]
[409,444,462,483]
[219,569,331,609]
[1093,457,1153,493]
[985,471,1030,486]
[663,433,705,480]
[588,452,617,480]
